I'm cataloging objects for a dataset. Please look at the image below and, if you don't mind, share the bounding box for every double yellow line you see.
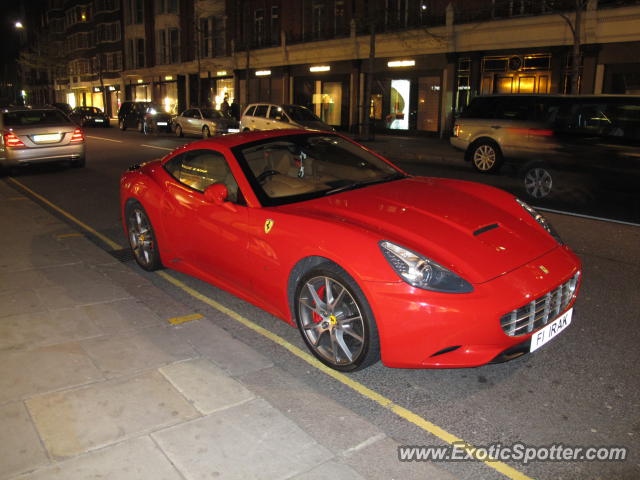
[7,176,534,480]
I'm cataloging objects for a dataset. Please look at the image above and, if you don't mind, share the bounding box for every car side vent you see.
[473,223,499,236]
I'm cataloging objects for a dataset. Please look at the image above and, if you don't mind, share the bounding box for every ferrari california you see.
[120,130,581,371]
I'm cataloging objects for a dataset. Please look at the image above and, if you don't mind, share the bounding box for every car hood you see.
[295,120,334,131]
[280,177,559,284]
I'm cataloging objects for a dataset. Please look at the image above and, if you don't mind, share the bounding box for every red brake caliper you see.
[312,285,326,324]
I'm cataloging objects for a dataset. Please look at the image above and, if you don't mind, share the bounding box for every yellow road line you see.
[140,144,174,151]
[7,179,535,480]
[7,178,121,251]
[167,313,203,325]
[86,136,123,143]
[56,232,84,239]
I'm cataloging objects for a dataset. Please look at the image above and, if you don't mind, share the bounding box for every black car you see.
[117,101,172,133]
[69,106,109,127]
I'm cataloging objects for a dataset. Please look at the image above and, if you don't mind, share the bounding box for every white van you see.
[240,104,334,132]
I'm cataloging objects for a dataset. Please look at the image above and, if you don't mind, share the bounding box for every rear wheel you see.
[523,165,553,199]
[468,140,503,173]
[137,121,144,133]
[119,120,126,131]
[295,263,380,371]
[175,124,183,137]
[125,201,162,271]
[202,126,211,138]
[71,156,86,168]
[242,127,250,132]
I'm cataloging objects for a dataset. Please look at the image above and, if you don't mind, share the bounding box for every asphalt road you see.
[3,127,640,480]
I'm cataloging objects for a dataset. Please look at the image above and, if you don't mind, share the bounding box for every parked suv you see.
[118,101,172,133]
[452,94,640,199]
[240,103,333,132]
[173,108,239,138]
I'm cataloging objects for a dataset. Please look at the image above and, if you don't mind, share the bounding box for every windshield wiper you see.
[324,172,406,196]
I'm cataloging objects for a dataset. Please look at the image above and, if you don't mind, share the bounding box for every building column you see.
[594,64,605,94]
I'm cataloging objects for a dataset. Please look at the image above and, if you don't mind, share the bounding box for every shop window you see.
[417,76,440,132]
[318,82,342,126]
[389,79,410,130]
[370,94,383,120]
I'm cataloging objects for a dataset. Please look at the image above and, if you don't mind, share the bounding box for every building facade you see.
[22,0,640,134]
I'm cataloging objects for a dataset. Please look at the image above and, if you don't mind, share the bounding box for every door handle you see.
[491,125,501,129]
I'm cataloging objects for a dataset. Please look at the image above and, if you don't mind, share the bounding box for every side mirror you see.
[204,184,237,212]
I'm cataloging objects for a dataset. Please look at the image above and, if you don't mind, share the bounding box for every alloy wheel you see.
[127,207,156,269]
[298,276,366,367]
[524,167,553,199]
[473,144,497,171]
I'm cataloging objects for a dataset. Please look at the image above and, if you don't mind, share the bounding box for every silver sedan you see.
[173,108,239,138]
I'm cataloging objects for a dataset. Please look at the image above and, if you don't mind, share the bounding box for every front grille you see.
[500,272,580,337]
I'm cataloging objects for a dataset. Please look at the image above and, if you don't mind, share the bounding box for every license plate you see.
[33,133,62,143]
[227,128,240,133]
[157,122,168,126]
[94,119,104,123]
[530,308,572,352]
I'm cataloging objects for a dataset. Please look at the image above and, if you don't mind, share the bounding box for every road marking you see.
[56,232,84,239]
[4,180,535,480]
[86,136,123,143]
[167,313,203,325]
[6,178,121,250]
[537,206,640,228]
[141,144,174,151]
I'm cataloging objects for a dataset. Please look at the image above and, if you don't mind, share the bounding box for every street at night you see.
[2,127,638,479]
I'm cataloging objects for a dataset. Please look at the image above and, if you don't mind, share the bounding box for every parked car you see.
[120,129,581,371]
[51,102,73,117]
[451,94,640,199]
[118,101,172,133]
[0,107,85,171]
[69,106,110,127]
[173,107,240,138]
[240,103,334,132]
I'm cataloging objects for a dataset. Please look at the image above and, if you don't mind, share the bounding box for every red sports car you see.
[120,130,581,371]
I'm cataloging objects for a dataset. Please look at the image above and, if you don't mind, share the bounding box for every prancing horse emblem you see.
[264,219,275,234]
[539,265,549,274]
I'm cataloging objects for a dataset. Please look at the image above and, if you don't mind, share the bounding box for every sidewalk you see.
[352,133,463,166]
[0,179,457,480]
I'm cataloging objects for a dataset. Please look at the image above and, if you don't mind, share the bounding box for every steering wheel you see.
[257,169,279,183]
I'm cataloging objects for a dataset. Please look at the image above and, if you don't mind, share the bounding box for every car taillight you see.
[70,128,84,143]
[4,132,25,147]
[528,128,554,137]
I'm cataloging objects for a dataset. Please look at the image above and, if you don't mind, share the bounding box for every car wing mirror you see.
[204,184,237,212]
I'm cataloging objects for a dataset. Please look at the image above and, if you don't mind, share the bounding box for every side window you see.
[268,106,286,121]
[182,109,194,117]
[164,150,242,203]
[193,110,202,119]
[494,97,531,121]
[244,105,256,117]
[254,105,269,117]
[460,97,496,119]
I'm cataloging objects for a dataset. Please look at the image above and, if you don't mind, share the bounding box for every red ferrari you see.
[120,130,581,371]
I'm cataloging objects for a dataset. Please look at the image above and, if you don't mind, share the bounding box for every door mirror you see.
[204,184,237,212]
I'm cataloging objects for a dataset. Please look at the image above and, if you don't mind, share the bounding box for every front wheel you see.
[119,120,126,131]
[202,126,211,138]
[295,264,380,371]
[468,140,503,173]
[175,124,183,137]
[125,201,162,271]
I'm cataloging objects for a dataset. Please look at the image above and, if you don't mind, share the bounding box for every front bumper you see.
[364,245,581,368]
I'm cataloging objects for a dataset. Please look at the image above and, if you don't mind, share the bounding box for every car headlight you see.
[379,241,473,293]
[148,108,157,115]
[516,198,563,244]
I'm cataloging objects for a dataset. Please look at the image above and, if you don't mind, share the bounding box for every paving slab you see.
[0,342,103,405]
[153,397,332,480]
[12,436,183,480]
[159,358,255,415]
[177,320,273,376]
[239,366,384,455]
[0,402,50,479]
[33,279,131,310]
[289,460,366,480]
[0,289,47,319]
[0,308,102,351]
[26,371,199,459]
[80,298,166,334]
[80,327,197,378]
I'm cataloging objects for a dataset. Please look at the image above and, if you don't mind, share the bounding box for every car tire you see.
[523,165,554,200]
[119,120,126,131]
[137,121,144,133]
[71,156,86,168]
[294,263,380,372]
[242,128,250,132]
[125,201,163,272]
[467,140,503,173]
[175,124,183,137]
[202,126,211,138]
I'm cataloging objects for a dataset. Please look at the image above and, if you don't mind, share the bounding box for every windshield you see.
[202,109,223,119]
[3,110,71,126]
[233,134,404,206]
[283,105,322,122]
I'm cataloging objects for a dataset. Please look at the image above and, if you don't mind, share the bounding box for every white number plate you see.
[227,128,240,133]
[530,308,572,352]
[94,119,104,122]
[157,121,168,126]
[33,133,62,142]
